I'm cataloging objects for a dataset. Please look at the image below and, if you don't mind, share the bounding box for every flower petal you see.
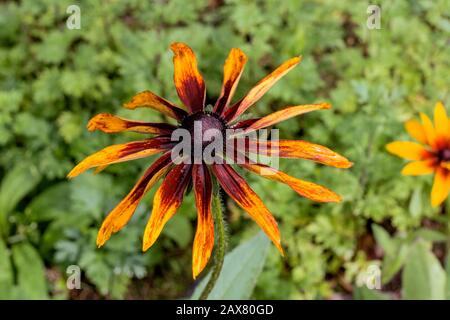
[224,56,302,122]
[240,103,330,133]
[124,90,187,121]
[170,42,205,113]
[67,137,173,178]
[213,48,247,116]
[142,164,192,251]
[96,153,172,247]
[401,160,435,176]
[386,141,428,161]
[431,167,450,207]
[420,112,437,149]
[192,164,214,279]
[240,162,341,202]
[434,101,448,146]
[211,164,283,255]
[246,139,353,168]
[87,113,176,135]
[404,120,427,144]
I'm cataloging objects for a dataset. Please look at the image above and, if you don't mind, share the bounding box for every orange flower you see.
[67,43,352,279]
[387,102,450,207]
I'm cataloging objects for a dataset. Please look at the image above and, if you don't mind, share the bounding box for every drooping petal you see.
[170,42,206,113]
[211,164,283,254]
[420,112,437,149]
[240,162,341,202]
[67,137,173,178]
[96,153,173,247]
[224,56,302,122]
[386,141,429,161]
[401,160,435,176]
[192,164,214,279]
[124,90,188,121]
[405,119,427,144]
[245,139,353,168]
[213,48,247,116]
[434,101,449,146]
[87,113,176,135]
[142,164,192,251]
[431,167,450,207]
[240,103,331,133]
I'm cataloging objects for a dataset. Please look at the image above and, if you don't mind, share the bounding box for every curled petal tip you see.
[322,102,332,109]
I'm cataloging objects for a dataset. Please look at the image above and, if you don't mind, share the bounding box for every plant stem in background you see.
[199,185,226,300]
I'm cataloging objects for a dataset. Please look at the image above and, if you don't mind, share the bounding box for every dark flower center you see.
[177,112,228,161]
[439,149,450,162]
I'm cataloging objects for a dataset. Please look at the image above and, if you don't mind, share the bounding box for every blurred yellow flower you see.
[387,102,450,207]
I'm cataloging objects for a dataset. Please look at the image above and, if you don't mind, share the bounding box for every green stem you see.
[199,185,226,300]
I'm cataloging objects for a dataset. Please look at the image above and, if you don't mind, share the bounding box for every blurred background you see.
[0,0,450,300]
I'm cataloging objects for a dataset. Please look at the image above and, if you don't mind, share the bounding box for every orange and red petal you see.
[170,42,206,114]
[241,103,330,133]
[240,162,341,203]
[192,164,214,279]
[211,164,284,255]
[213,48,247,115]
[248,139,353,169]
[96,153,173,247]
[224,56,302,122]
[67,137,173,178]
[401,160,435,176]
[386,141,429,161]
[404,120,427,144]
[142,164,192,251]
[431,167,450,207]
[88,113,176,135]
[124,90,187,121]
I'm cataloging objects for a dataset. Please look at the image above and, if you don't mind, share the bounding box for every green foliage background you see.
[1,0,450,299]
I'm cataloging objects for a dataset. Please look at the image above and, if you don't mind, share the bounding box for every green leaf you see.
[0,162,41,236]
[446,250,450,300]
[402,240,446,300]
[381,243,409,285]
[414,228,447,243]
[26,182,71,221]
[12,242,49,299]
[409,186,422,218]
[191,231,270,300]
[0,238,13,298]
[372,224,393,255]
[353,286,391,300]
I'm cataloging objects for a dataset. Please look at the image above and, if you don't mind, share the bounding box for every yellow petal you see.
[401,160,435,176]
[420,112,437,148]
[124,90,187,121]
[434,101,449,145]
[431,168,450,207]
[404,120,427,144]
[386,141,427,160]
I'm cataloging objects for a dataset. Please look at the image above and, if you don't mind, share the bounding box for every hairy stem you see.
[199,185,226,300]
